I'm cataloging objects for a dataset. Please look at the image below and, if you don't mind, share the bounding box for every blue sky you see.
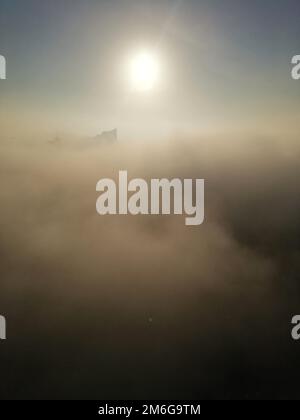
[0,0,299,137]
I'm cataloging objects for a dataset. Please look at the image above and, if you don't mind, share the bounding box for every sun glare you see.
[129,51,159,92]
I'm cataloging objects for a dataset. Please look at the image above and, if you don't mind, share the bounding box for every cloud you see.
[0,134,299,399]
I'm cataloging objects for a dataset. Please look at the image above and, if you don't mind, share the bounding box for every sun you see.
[129,51,159,92]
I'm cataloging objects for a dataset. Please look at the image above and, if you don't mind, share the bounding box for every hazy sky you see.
[1,0,300,138]
[1,1,300,400]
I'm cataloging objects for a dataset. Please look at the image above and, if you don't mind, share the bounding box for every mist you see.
[0,132,299,399]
